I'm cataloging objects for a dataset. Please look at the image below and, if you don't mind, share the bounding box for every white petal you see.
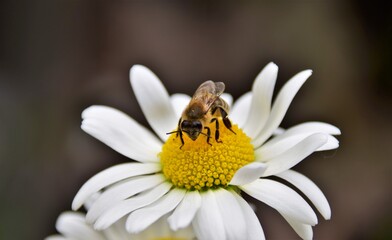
[252,70,312,147]
[215,189,247,240]
[72,163,161,210]
[259,133,328,177]
[221,93,233,108]
[82,118,159,163]
[282,214,313,240]
[257,133,337,160]
[81,105,162,161]
[86,174,165,223]
[230,92,252,128]
[230,162,267,186]
[243,62,278,138]
[232,192,265,240]
[267,122,341,147]
[95,182,172,230]
[240,179,318,225]
[192,190,226,240]
[170,93,191,119]
[83,192,101,210]
[273,127,285,135]
[55,212,105,240]
[317,135,339,151]
[130,65,177,141]
[126,189,186,233]
[259,121,341,155]
[168,191,201,231]
[277,170,331,220]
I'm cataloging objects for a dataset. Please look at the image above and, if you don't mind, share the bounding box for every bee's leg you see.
[177,118,182,137]
[179,130,185,149]
[223,117,236,134]
[211,118,222,143]
[211,106,218,115]
[218,107,228,118]
[204,126,212,146]
[219,108,236,134]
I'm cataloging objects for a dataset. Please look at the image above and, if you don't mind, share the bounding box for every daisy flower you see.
[72,63,340,240]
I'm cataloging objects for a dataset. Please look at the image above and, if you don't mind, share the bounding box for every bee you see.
[167,80,235,148]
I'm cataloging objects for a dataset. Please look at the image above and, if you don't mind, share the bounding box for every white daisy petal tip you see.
[129,64,177,141]
[261,133,329,177]
[167,214,185,232]
[264,62,279,72]
[317,135,339,151]
[293,70,312,89]
[93,220,106,231]
[243,62,279,138]
[283,215,313,240]
[325,211,332,220]
[81,105,93,119]
[72,195,84,211]
[295,69,313,83]
[241,179,318,226]
[320,123,341,135]
[251,67,314,147]
[129,64,162,89]
[79,105,162,162]
[167,216,179,231]
[72,163,161,211]
[81,105,111,120]
[230,162,267,186]
[130,64,149,78]
[277,170,331,221]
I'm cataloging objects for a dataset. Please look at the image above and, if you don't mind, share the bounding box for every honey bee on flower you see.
[73,63,340,240]
[167,80,235,148]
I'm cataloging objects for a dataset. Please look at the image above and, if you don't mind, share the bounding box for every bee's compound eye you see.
[192,121,202,130]
[181,120,192,129]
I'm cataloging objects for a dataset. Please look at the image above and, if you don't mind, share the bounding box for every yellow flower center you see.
[160,119,254,191]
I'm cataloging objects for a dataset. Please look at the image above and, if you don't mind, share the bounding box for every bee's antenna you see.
[166,130,180,135]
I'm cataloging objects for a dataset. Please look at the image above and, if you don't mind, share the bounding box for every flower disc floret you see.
[160,119,254,191]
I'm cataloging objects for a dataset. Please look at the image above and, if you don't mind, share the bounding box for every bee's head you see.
[181,120,203,141]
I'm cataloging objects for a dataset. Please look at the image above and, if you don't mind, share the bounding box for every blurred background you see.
[1,0,391,239]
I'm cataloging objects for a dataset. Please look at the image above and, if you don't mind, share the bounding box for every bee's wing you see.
[193,81,225,96]
[213,82,225,96]
[191,81,225,111]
